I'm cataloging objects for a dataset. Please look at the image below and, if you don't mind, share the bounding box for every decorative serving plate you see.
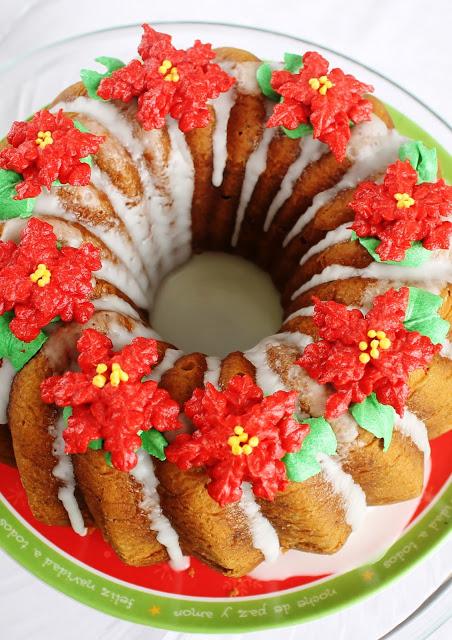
[0,22,451,633]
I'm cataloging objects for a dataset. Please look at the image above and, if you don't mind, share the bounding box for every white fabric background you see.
[0,1,451,638]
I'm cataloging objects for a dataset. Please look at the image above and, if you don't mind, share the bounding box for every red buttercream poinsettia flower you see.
[266,51,374,162]
[296,288,439,419]
[41,328,182,471]
[0,109,104,199]
[97,24,235,132]
[0,218,101,342]
[165,374,309,506]
[350,159,452,261]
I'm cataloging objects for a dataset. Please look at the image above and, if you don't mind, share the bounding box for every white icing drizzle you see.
[331,413,360,445]
[211,86,236,187]
[264,137,326,232]
[298,222,352,267]
[245,335,290,393]
[92,295,140,320]
[396,411,430,455]
[284,305,315,323]
[52,98,194,296]
[204,356,221,388]
[164,117,195,272]
[290,259,452,300]
[239,482,280,563]
[288,364,329,416]
[54,98,145,159]
[89,164,155,282]
[318,453,366,530]
[50,413,87,536]
[283,330,314,353]
[95,259,148,309]
[148,348,183,383]
[346,113,396,161]
[220,60,261,95]
[232,102,276,246]
[245,332,313,394]
[107,318,162,347]
[0,360,15,424]
[0,217,28,241]
[440,341,452,360]
[55,99,153,210]
[284,120,405,246]
[130,449,189,571]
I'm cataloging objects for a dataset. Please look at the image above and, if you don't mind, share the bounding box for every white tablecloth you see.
[0,1,451,638]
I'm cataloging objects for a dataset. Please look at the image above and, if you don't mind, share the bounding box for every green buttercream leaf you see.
[104,451,113,467]
[283,416,337,482]
[63,406,73,423]
[0,312,47,371]
[350,393,395,451]
[80,56,125,101]
[283,52,303,74]
[73,119,90,134]
[404,286,450,344]
[80,155,93,168]
[282,122,313,139]
[0,170,35,220]
[73,119,93,167]
[140,429,168,461]
[256,62,280,101]
[88,438,103,450]
[351,231,432,267]
[399,140,438,183]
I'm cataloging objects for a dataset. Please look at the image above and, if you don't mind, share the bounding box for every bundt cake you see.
[0,25,451,578]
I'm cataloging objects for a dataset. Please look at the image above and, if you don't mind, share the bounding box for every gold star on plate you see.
[361,569,375,582]
[149,605,161,616]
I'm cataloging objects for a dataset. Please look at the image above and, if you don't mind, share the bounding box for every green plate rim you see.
[1,482,450,633]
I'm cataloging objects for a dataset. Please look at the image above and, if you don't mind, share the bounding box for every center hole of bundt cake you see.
[151,253,282,357]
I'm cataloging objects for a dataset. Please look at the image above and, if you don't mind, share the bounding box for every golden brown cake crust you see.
[9,351,78,526]
[0,423,15,467]
[258,476,351,554]
[341,429,424,505]
[156,462,263,576]
[74,450,168,566]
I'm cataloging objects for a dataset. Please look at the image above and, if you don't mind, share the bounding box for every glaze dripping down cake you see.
[0,25,451,577]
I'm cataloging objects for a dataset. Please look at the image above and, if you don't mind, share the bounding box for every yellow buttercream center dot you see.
[30,263,51,287]
[359,329,392,362]
[158,59,179,82]
[228,426,259,456]
[394,192,415,209]
[308,75,334,95]
[92,363,108,388]
[35,130,53,149]
[110,362,129,387]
